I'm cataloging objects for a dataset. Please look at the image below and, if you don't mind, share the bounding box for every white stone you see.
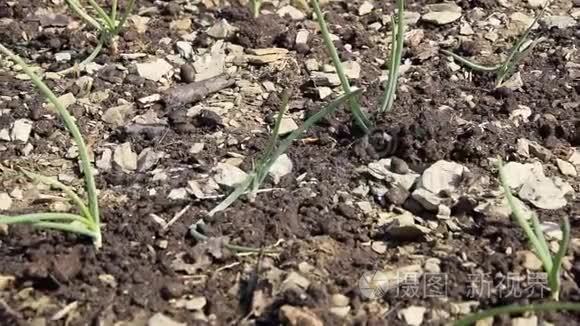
[136,58,173,82]
[168,188,188,200]
[207,19,237,39]
[213,163,248,188]
[296,29,309,45]
[192,48,226,82]
[422,11,461,25]
[343,61,361,80]
[96,148,113,171]
[113,142,137,172]
[148,313,186,326]
[176,41,193,59]
[358,1,374,16]
[557,158,577,177]
[278,117,299,136]
[459,22,474,35]
[55,52,71,62]
[419,160,468,194]
[311,71,341,86]
[0,192,12,210]
[527,0,547,8]
[512,316,538,326]
[412,188,441,211]
[11,119,33,143]
[0,129,11,141]
[268,154,293,185]
[277,5,305,20]
[543,16,577,29]
[102,103,135,127]
[368,159,419,190]
[399,306,426,326]
[518,177,567,210]
[317,87,333,99]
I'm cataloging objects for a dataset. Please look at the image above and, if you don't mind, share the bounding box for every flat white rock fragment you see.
[213,163,248,188]
[11,119,33,143]
[137,58,173,81]
[419,160,468,194]
[0,192,12,210]
[422,3,462,25]
[367,159,419,190]
[399,306,426,326]
[113,142,137,172]
[268,154,293,185]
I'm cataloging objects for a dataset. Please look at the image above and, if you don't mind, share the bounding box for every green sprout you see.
[454,302,580,326]
[440,5,547,88]
[249,0,263,18]
[0,44,102,249]
[310,0,371,133]
[379,0,405,114]
[452,160,579,324]
[60,0,135,75]
[498,159,570,300]
[208,88,362,217]
[189,89,361,253]
[310,0,406,132]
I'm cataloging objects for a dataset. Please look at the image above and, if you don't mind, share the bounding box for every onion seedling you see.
[208,88,362,216]
[190,89,361,253]
[249,0,263,18]
[440,5,547,88]
[310,0,406,131]
[310,0,372,133]
[498,159,570,300]
[452,160,578,324]
[60,0,135,75]
[454,302,580,326]
[0,44,102,249]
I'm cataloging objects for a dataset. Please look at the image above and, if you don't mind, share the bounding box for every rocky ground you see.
[0,0,579,325]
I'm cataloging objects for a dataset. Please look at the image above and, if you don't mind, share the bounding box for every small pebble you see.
[180,64,196,83]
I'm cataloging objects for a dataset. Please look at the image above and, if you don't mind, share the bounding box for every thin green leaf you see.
[208,175,254,216]
[113,0,135,35]
[22,170,91,220]
[548,216,571,300]
[498,5,546,77]
[86,0,115,29]
[190,220,279,253]
[0,213,91,226]
[32,221,97,238]
[58,38,104,75]
[454,302,580,326]
[310,0,371,133]
[265,91,290,159]
[65,0,103,31]
[259,89,362,186]
[498,159,553,271]
[111,0,118,21]
[440,49,501,72]
[530,213,550,258]
[379,0,405,113]
[0,44,101,248]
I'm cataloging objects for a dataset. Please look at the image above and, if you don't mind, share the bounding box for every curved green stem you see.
[58,39,104,75]
[32,222,97,239]
[0,213,92,227]
[379,0,405,113]
[190,222,280,254]
[310,0,371,133]
[0,44,101,248]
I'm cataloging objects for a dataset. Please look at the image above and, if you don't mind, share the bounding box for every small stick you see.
[163,74,235,108]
